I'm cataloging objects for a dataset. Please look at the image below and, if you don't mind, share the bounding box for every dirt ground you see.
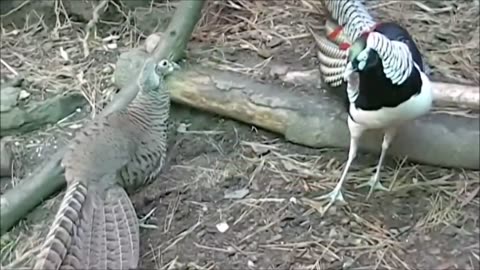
[0,0,479,270]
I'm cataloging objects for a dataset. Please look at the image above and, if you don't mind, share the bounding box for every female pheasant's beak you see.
[343,62,357,81]
[171,62,181,70]
[165,61,181,75]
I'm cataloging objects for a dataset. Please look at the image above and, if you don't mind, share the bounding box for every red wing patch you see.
[339,42,351,50]
[327,26,343,42]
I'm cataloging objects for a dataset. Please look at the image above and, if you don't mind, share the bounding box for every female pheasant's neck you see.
[133,84,169,106]
[126,88,170,125]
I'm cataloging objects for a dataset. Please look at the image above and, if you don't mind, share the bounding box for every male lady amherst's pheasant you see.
[310,0,433,213]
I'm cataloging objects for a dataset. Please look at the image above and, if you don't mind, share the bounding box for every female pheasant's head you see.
[138,58,180,92]
[343,32,379,80]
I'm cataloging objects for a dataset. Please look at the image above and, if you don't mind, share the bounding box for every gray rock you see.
[114,48,149,89]
[0,87,20,112]
[0,139,13,177]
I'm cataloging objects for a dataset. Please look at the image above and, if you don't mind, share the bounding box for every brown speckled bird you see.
[33,58,179,270]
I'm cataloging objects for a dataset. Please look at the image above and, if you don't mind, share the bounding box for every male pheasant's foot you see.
[356,174,389,199]
[316,186,347,215]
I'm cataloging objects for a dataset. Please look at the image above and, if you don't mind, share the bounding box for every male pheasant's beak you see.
[343,62,357,81]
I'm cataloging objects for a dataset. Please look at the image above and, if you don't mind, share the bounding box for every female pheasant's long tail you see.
[33,180,139,270]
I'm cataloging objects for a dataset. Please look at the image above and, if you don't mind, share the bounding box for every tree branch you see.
[101,0,205,116]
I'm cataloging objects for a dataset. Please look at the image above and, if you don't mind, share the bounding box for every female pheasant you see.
[33,58,178,270]
[310,0,433,213]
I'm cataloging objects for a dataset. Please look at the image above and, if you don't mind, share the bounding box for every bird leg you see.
[356,127,397,200]
[317,117,365,215]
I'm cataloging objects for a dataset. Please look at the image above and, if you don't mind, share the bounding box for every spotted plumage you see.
[34,58,178,270]
[310,0,433,214]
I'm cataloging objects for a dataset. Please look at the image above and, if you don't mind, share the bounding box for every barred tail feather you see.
[308,26,348,87]
[322,0,376,41]
[61,185,139,270]
[102,185,140,270]
[33,181,90,270]
[34,182,139,270]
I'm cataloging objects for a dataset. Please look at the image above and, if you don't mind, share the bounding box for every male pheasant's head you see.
[343,32,380,80]
[138,58,180,92]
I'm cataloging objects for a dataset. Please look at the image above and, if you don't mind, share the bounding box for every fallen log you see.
[278,68,480,111]
[0,149,65,235]
[0,93,86,137]
[166,65,479,170]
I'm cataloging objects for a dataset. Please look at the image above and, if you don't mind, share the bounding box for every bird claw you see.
[356,174,389,200]
[315,188,347,215]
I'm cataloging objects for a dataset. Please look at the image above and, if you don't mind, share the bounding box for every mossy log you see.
[278,68,479,111]
[166,65,479,170]
[0,0,206,236]
[0,93,86,137]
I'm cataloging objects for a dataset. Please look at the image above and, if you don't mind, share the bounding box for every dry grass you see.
[0,0,479,269]
[133,137,478,270]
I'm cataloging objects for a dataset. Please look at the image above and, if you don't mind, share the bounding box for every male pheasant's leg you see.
[317,117,365,214]
[357,127,397,199]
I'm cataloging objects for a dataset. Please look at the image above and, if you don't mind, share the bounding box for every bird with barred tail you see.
[33,58,179,270]
[309,0,433,214]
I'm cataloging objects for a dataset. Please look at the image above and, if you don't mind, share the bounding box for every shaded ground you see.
[0,0,479,270]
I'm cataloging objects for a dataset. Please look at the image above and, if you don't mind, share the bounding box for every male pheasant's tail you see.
[310,0,377,88]
[308,24,348,88]
[33,182,140,270]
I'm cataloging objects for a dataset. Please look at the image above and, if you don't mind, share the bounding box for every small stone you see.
[69,123,83,129]
[429,247,441,255]
[176,123,190,133]
[343,257,355,268]
[224,188,249,199]
[269,64,289,77]
[226,246,235,254]
[196,229,206,238]
[144,32,163,54]
[0,139,13,177]
[247,260,255,268]
[340,217,350,225]
[0,86,20,112]
[102,65,113,74]
[328,227,338,238]
[18,90,31,100]
[106,43,117,50]
[389,228,399,235]
[216,222,229,233]
[353,238,362,245]
[256,48,272,58]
